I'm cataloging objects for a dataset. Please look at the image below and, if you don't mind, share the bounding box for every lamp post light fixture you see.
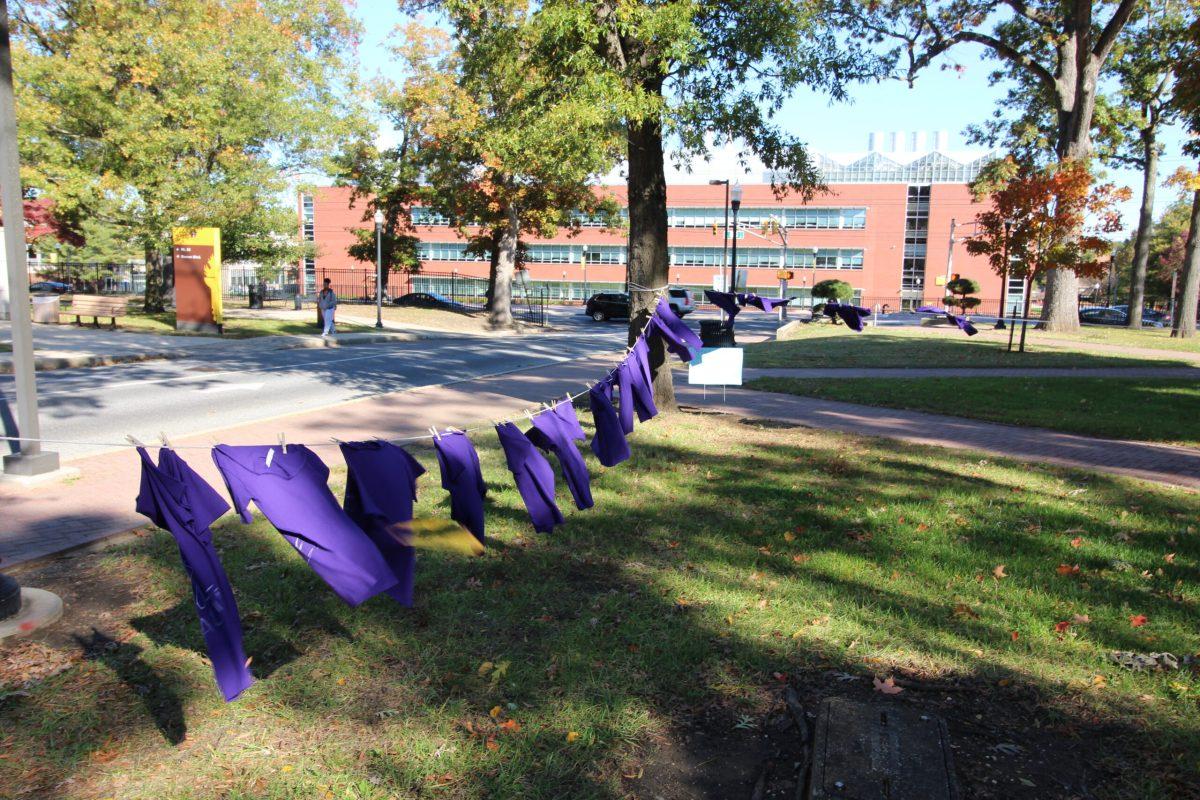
[729,183,743,295]
[373,210,384,329]
[580,244,589,301]
[995,217,1013,330]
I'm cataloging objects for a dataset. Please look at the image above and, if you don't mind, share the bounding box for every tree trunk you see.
[1171,189,1200,339]
[1127,130,1158,328]
[488,206,519,328]
[625,107,675,411]
[143,243,166,313]
[485,236,500,311]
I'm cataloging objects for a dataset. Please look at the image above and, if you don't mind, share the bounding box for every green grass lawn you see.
[1038,326,1200,353]
[747,325,1197,369]
[746,376,1200,447]
[3,413,1199,798]
[59,309,378,339]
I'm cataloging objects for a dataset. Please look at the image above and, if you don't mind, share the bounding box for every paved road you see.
[0,329,627,462]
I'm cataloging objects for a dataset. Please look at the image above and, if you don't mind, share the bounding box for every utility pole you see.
[0,0,59,477]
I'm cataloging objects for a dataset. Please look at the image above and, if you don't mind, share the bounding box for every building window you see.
[417,242,486,262]
[665,206,866,229]
[901,185,930,302]
[300,194,315,293]
[411,207,451,226]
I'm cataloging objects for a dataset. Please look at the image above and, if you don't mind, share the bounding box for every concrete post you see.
[0,0,59,476]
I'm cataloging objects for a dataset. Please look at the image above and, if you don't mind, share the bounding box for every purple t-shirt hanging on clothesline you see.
[551,399,586,442]
[433,430,487,543]
[211,444,402,607]
[136,447,254,702]
[496,421,564,533]
[704,290,742,320]
[339,440,426,606]
[652,298,703,361]
[616,345,658,434]
[824,301,872,332]
[945,312,979,336]
[526,407,594,511]
[589,380,630,468]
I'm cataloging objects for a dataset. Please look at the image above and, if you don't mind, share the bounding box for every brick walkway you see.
[677,384,1200,489]
[5,353,1198,568]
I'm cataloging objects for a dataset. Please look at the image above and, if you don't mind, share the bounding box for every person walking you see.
[318,277,337,336]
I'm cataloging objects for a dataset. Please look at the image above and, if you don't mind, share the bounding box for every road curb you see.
[0,350,183,374]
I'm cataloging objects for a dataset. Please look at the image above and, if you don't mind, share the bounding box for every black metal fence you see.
[30,261,144,294]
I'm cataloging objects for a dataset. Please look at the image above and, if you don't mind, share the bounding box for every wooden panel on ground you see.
[807,697,959,800]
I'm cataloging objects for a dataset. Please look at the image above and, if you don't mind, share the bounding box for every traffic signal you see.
[711,223,719,236]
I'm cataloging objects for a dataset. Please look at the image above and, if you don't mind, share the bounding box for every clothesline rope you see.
[1,289,676,452]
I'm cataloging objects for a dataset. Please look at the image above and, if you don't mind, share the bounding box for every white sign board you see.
[688,347,744,386]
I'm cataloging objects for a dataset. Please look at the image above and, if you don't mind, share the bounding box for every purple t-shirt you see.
[589,380,631,468]
[136,447,254,702]
[496,422,564,533]
[211,444,401,607]
[527,408,594,511]
[433,431,487,543]
[339,440,426,606]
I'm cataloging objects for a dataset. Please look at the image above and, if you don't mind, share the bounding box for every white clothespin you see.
[278,433,287,454]
[125,434,147,447]
[159,431,172,449]
[329,436,343,444]
[429,426,441,440]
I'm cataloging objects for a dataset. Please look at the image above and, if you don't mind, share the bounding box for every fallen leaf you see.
[1164,553,1176,564]
[336,677,346,686]
[1056,564,1080,576]
[993,565,1007,579]
[485,737,499,751]
[784,532,796,542]
[478,661,494,677]
[499,719,521,732]
[792,554,811,565]
[756,598,769,610]
[1129,614,1149,628]
[873,676,903,695]
[916,523,929,532]
[489,706,502,719]
[1092,674,1107,688]
[952,603,980,620]
[1054,621,1072,633]
[1072,614,1091,624]
[1010,631,1019,641]
[566,731,581,743]
[1070,537,1084,548]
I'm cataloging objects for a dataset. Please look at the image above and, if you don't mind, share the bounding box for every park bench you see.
[69,294,131,330]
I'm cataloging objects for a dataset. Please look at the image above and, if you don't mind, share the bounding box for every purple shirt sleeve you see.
[589,380,631,467]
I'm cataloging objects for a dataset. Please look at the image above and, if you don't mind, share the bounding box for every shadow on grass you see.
[3,414,1198,797]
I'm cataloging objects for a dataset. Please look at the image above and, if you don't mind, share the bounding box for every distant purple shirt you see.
[825,301,871,332]
[945,312,979,336]
[527,409,594,511]
[589,379,630,467]
[496,422,564,533]
[704,290,742,320]
[136,447,253,702]
[433,430,487,543]
[339,440,426,606]
[616,346,657,434]
[211,444,400,607]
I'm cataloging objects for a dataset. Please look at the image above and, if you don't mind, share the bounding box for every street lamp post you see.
[0,0,58,477]
[580,244,589,301]
[729,183,742,295]
[996,218,1013,330]
[373,210,384,329]
[708,179,730,290]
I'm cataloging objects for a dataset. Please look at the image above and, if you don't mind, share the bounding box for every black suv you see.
[585,292,631,322]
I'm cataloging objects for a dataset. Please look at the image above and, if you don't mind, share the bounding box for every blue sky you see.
[351,4,1194,238]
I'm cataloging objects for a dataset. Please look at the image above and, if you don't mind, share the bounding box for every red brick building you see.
[299,135,1015,312]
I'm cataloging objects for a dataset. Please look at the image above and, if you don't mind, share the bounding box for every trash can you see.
[247,284,260,309]
[699,319,736,347]
[30,294,61,324]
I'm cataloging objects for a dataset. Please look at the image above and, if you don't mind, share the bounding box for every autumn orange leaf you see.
[873,676,903,695]
[1010,630,1019,641]
[499,719,521,732]
[1054,621,1072,633]
[1164,553,1176,564]
[993,565,1007,579]
[1129,614,1149,628]
[489,705,502,719]
[485,737,499,751]
[566,731,581,743]
[1070,537,1084,548]
[1056,564,1080,576]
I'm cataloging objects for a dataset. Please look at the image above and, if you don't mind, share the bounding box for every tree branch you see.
[1093,0,1139,61]
[954,30,1057,91]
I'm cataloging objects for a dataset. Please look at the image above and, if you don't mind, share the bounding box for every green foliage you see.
[13,0,366,308]
[945,277,981,312]
[812,279,853,302]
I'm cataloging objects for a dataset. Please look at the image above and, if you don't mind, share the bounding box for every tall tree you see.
[394,17,622,328]
[1101,0,1185,327]
[967,158,1127,346]
[1166,14,1200,338]
[828,0,1140,332]
[470,0,878,405]
[12,0,363,311]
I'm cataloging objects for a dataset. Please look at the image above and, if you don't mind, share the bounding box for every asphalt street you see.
[1,326,632,462]
[0,304,796,463]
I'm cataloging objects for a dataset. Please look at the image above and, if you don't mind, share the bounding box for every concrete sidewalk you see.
[741,366,1200,379]
[5,352,1198,569]
[678,384,1200,489]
